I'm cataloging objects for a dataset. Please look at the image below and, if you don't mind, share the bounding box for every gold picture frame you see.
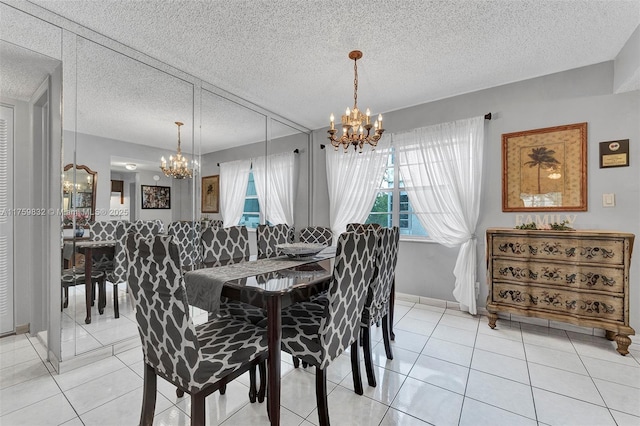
[201,175,220,213]
[502,122,587,212]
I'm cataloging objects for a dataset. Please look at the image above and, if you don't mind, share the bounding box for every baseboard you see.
[15,323,30,334]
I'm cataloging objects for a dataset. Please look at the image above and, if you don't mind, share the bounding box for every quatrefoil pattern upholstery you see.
[346,222,382,234]
[256,224,294,259]
[88,221,119,270]
[125,233,268,394]
[278,231,377,369]
[299,226,333,246]
[362,226,400,326]
[168,221,202,269]
[201,225,250,266]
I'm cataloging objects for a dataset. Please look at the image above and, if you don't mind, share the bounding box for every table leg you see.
[84,247,93,324]
[389,279,395,340]
[266,295,281,426]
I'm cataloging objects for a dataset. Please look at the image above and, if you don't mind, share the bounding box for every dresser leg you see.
[614,334,631,356]
[488,313,498,329]
[605,330,616,341]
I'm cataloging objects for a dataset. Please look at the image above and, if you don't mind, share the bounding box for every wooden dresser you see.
[486,228,635,355]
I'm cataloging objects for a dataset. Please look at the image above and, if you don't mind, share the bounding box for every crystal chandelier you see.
[328,50,385,152]
[160,121,192,179]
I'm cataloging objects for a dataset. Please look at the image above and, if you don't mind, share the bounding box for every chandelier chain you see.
[353,58,358,109]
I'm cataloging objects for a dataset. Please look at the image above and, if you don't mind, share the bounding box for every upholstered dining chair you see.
[200,225,250,266]
[345,222,382,234]
[125,233,269,426]
[88,220,118,270]
[61,267,107,312]
[299,226,333,246]
[256,224,294,259]
[270,230,378,425]
[359,226,400,388]
[168,221,202,271]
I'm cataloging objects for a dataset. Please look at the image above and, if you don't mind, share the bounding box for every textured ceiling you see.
[4,0,640,157]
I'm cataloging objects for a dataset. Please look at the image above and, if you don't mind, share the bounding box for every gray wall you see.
[312,61,640,331]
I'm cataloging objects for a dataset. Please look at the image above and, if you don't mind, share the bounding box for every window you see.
[366,149,429,238]
[239,171,260,229]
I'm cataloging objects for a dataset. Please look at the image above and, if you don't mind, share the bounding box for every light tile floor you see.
[1,300,639,425]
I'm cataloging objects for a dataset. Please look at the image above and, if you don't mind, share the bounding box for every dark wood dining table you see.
[184,253,335,426]
[71,240,116,324]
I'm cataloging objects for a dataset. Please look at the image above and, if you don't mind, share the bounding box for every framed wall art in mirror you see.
[201,175,219,213]
[141,185,171,209]
[502,122,587,212]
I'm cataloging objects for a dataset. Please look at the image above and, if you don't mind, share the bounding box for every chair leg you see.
[176,388,184,398]
[191,392,206,426]
[97,277,106,315]
[362,325,377,387]
[292,356,300,368]
[113,282,120,318]
[63,286,69,309]
[258,360,267,403]
[381,314,394,360]
[140,363,158,426]
[220,383,227,395]
[249,366,257,403]
[91,280,96,306]
[350,340,363,395]
[315,367,330,426]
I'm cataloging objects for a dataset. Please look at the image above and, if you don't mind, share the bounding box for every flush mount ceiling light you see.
[160,121,193,179]
[328,50,385,153]
[125,163,137,170]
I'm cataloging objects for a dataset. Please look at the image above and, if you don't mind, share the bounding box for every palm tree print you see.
[524,147,561,193]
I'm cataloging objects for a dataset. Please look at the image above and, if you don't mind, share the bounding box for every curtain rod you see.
[320,113,492,149]
[217,149,299,167]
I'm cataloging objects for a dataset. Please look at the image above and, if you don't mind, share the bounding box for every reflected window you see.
[239,171,260,228]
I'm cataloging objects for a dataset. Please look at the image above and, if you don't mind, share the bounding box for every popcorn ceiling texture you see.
[5,0,640,153]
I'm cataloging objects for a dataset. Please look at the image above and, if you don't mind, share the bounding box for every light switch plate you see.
[603,193,615,207]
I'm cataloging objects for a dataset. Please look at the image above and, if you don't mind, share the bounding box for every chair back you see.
[111,220,163,283]
[362,227,400,325]
[317,230,377,368]
[257,224,294,259]
[89,221,118,241]
[201,225,250,266]
[126,233,202,392]
[299,226,333,246]
[346,223,381,234]
[168,221,202,269]
[133,219,164,235]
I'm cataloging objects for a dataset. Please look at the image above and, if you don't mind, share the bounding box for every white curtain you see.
[252,152,297,226]
[393,116,485,314]
[219,158,252,227]
[325,137,390,239]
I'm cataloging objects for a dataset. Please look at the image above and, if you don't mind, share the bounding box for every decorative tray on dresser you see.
[485,228,635,355]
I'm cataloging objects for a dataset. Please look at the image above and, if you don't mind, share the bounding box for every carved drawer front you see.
[491,259,625,293]
[492,283,625,322]
[492,236,625,265]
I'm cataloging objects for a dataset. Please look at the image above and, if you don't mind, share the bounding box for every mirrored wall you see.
[1,3,311,364]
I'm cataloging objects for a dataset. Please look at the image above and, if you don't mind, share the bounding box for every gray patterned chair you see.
[359,226,400,388]
[299,226,333,246]
[168,221,202,270]
[201,225,250,266]
[108,220,163,318]
[346,222,382,234]
[61,268,107,313]
[125,233,269,426]
[256,224,294,259]
[87,220,120,306]
[271,231,378,425]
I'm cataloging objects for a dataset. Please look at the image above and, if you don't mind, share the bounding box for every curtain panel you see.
[393,116,485,314]
[252,152,298,226]
[219,158,252,228]
[325,138,390,240]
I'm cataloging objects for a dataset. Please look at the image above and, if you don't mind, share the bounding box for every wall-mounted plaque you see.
[599,139,629,168]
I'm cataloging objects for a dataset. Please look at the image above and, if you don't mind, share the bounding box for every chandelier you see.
[328,50,384,152]
[160,121,192,179]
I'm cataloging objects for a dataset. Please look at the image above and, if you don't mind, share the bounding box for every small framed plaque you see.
[599,139,629,168]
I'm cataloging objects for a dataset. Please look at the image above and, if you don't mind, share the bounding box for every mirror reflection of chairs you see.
[256,223,294,259]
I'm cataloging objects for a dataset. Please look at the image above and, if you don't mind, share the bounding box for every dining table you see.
[67,240,116,324]
[183,247,336,426]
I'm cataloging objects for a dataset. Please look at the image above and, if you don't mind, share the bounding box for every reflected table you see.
[72,240,115,324]
[184,253,335,426]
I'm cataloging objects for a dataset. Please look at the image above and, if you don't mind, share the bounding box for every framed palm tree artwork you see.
[502,122,587,212]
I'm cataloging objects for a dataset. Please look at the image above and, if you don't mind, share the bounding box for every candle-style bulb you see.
[366,108,371,117]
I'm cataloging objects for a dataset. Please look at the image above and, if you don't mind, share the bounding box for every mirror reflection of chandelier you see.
[328,50,385,153]
[160,121,193,179]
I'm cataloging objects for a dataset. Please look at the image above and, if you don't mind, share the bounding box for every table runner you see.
[184,247,336,314]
